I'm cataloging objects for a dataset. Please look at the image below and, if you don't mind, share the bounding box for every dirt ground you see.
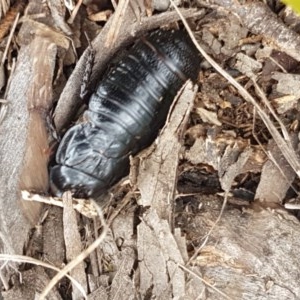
[1,0,300,299]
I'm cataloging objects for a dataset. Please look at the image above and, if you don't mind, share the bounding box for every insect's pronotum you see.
[50,29,201,198]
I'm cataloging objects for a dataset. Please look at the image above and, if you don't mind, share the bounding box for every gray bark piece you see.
[0,37,56,255]
[186,195,300,299]
[272,72,300,98]
[110,247,136,300]
[174,228,189,263]
[43,206,65,278]
[63,192,88,299]
[2,267,62,300]
[87,287,109,300]
[97,217,137,300]
[134,83,197,299]
[255,137,298,203]
[137,82,198,220]
[207,0,300,62]
[138,209,186,299]
[109,213,136,299]
[0,45,32,255]
[185,135,252,193]
[138,215,170,298]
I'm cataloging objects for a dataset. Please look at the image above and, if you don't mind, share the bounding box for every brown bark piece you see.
[63,192,88,298]
[0,36,56,255]
[19,37,57,193]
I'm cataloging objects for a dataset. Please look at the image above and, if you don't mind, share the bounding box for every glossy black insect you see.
[50,29,201,198]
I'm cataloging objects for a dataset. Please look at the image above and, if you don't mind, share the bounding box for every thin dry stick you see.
[0,56,15,124]
[285,203,300,210]
[39,200,108,299]
[0,261,9,290]
[105,0,130,47]
[22,190,98,218]
[178,263,233,300]
[0,0,10,20]
[0,254,86,297]
[1,11,19,65]
[68,0,83,24]
[3,55,15,98]
[170,0,300,178]
[0,12,18,124]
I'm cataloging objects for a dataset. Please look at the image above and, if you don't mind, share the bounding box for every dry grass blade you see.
[170,0,300,178]
[0,0,9,21]
[39,200,108,299]
[0,0,25,40]
[68,0,83,24]
[104,0,129,47]
[0,12,19,125]
[1,7,19,58]
[0,254,86,297]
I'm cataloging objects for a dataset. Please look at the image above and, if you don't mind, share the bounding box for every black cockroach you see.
[50,29,201,198]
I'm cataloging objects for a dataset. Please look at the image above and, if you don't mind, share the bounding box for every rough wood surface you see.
[137,82,197,220]
[0,37,56,255]
[184,196,300,299]
[1,266,62,300]
[63,192,88,299]
[207,0,300,62]
[42,206,65,279]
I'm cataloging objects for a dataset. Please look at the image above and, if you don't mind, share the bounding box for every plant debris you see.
[1,0,300,299]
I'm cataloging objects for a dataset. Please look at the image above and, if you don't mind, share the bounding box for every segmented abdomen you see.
[50,29,201,198]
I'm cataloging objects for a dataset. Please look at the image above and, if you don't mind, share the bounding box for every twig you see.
[22,190,98,218]
[105,0,130,47]
[68,0,83,24]
[1,11,19,66]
